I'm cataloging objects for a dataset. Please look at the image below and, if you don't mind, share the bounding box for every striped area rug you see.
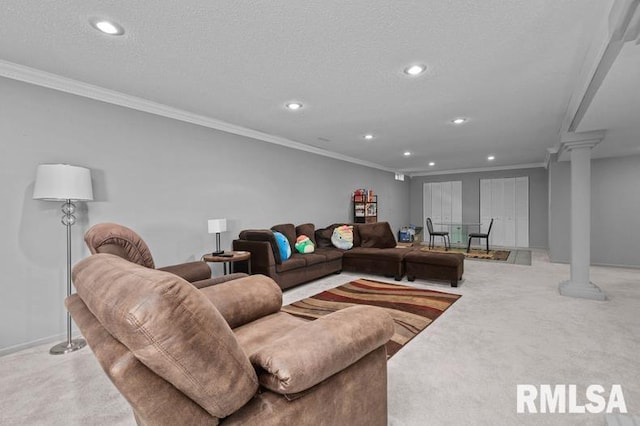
[282,278,461,359]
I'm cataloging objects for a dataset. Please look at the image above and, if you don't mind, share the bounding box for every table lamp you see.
[208,218,227,255]
[33,164,94,355]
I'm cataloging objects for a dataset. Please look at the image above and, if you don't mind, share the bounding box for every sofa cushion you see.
[271,224,297,251]
[291,252,326,267]
[71,254,259,418]
[357,222,397,249]
[273,231,292,261]
[295,223,317,246]
[342,247,407,262]
[314,248,344,262]
[275,256,306,273]
[315,225,335,249]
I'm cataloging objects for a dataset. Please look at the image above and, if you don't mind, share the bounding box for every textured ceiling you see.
[2,0,633,173]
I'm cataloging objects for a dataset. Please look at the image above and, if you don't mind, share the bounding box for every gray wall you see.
[548,154,640,267]
[0,77,410,353]
[547,156,571,262]
[409,167,549,248]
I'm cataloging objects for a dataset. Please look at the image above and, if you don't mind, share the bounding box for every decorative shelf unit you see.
[353,190,377,223]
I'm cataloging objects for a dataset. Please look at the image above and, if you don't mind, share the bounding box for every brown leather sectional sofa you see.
[233,221,464,289]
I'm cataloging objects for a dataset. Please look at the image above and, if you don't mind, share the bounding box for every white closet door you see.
[451,181,462,222]
[424,181,463,239]
[480,179,492,233]
[503,178,516,247]
[431,182,443,231]
[451,181,463,244]
[441,181,452,232]
[423,183,432,229]
[515,177,529,247]
[490,179,505,246]
[480,177,530,248]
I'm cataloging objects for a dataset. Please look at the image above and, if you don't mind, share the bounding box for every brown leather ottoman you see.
[404,250,464,287]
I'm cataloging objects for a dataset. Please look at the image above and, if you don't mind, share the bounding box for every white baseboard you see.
[0,333,66,357]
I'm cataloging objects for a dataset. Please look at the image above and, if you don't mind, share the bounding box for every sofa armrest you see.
[157,261,211,283]
[191,272,249,289]
[199,274,282,328]
[235,230,281,264]
[250,305,394,394]
[232,239,277,270]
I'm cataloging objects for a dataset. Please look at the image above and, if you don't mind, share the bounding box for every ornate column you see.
[558,131,606,301]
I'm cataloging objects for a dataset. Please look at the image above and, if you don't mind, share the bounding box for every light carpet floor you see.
[1,249,638,426]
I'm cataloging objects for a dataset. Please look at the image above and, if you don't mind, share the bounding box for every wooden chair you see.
[426,218,450,250]
[467,219,494,253]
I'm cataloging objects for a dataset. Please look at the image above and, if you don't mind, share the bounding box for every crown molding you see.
[0,60,395,173]
[406,162,546,177]
[544,146,560,169]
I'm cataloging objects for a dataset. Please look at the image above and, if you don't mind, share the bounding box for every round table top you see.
[202,251,251,262]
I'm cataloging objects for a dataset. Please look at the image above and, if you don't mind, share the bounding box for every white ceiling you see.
[1,0,637,174]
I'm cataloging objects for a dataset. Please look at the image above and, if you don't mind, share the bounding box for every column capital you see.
[560,130,606,152]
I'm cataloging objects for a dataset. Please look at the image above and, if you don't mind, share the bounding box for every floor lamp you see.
[33,164,94,355]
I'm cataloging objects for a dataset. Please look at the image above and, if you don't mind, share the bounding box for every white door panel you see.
[423,181,462,241]
[480,177,530,248]
[515,177,529,247]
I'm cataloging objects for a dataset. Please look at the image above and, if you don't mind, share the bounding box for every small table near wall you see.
[202,251,251,275]
[432,223,481,248]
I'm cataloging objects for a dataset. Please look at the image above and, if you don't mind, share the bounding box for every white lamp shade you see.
[33,164,94,201]
[208,219,227,234]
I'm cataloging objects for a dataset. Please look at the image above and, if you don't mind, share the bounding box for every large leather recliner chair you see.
[67,254,394,425]
[84,222,240,288]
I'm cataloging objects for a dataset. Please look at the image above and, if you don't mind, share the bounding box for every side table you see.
[202,251,251,275]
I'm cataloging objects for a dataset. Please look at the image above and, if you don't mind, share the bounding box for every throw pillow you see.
[295,223,317,246]
[331,225,354,250]
[294,235,315,254]
[273,231,292,260]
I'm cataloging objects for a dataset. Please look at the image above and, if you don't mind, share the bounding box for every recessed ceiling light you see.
[404,64,426,76]
[428,162,435,166]
[452,118,467,125]
[364,134,374,140]
[91,19,125,36]
[404,151,412,157]
[285,102,303,110]
[488,155,495,161]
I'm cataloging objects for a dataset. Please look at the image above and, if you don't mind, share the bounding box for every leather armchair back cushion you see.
[357,222,397,249]
[85,223,156,269]
[72,254,258,418]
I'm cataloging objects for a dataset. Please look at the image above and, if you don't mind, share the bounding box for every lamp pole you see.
[50,199,87,354]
